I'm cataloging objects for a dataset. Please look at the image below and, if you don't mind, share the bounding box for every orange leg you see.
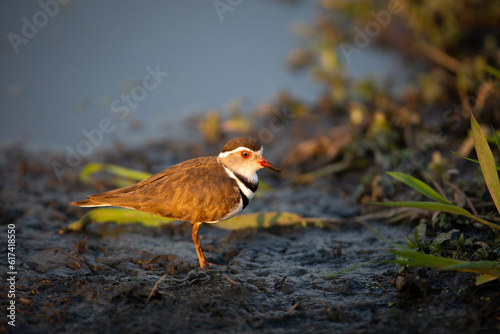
[192,222,208,269]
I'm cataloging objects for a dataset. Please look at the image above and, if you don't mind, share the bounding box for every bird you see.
[70,137,281,269]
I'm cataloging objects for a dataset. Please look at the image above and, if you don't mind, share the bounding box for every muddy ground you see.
[1,141,499,334]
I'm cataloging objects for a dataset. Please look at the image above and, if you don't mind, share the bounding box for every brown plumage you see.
[221,136,261,153]
[70,137,281,268]
[71,157,240,223]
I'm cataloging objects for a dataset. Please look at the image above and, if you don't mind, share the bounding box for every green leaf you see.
[451,151,500,171]
[414,221,427,245]
[388,249,500,285]
[68,210,304,232]
[440,260,500,272]
[430,229,459,248]
[471,113,500,214]
[323,260,377,279]
[405,235,418,249]
[79,162,152,186]
[214,212,304,230]
[373,201,471,216]
[388,249,462,267]
[451,151,479,164]
[485,64,500,80]
[389,249,500,271]
[333,222,500,285]
[492,126,500,152]
[372,201,500,230]
[386,171,451,204]
[68,208,175,231]
[476,274,499,285]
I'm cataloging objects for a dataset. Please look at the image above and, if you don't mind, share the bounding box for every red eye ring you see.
[240,151,251,159]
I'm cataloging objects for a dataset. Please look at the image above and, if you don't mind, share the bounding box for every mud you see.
[1,144,499,333]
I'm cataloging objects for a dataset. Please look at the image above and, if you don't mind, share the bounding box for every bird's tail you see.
[69,184,139,209]
[69,199,111,207]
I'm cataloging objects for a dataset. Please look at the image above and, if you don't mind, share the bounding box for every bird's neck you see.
[218,159,259,197]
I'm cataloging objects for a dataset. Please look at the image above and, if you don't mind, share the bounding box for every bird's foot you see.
[199,258,216,269]
[198,258,229,271]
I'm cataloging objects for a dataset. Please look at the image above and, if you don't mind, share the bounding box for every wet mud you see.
[1,145,499,333]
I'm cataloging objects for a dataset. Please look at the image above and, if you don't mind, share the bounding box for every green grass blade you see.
[492,126,500,151]
[79,162,152,185]
[214,212,304,230]
[476,274,500,285]
[388,249,463,267]
[451,151,480,164]
[372,201,500,230]
[388,249,500,285]
[389,249,500,273]
[372,201,471,216]
[440,261,500,273]
[323,260,378,279]
[68,208,174,231]
[485,64,500,80]
[451,151,500,171]
[69,210,304,232]
[386,171,451,204]
[471,113,500,214]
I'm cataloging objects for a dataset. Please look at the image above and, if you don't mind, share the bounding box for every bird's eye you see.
[240,151,251,159]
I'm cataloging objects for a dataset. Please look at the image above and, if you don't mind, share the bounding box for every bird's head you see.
[218,137,281,179]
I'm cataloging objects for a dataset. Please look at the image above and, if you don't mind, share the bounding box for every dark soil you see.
[1,142,499,334]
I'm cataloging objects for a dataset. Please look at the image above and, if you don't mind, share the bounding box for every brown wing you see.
[70,157,242,223]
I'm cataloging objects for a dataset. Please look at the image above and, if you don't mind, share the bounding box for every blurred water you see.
[0,0,411,149]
